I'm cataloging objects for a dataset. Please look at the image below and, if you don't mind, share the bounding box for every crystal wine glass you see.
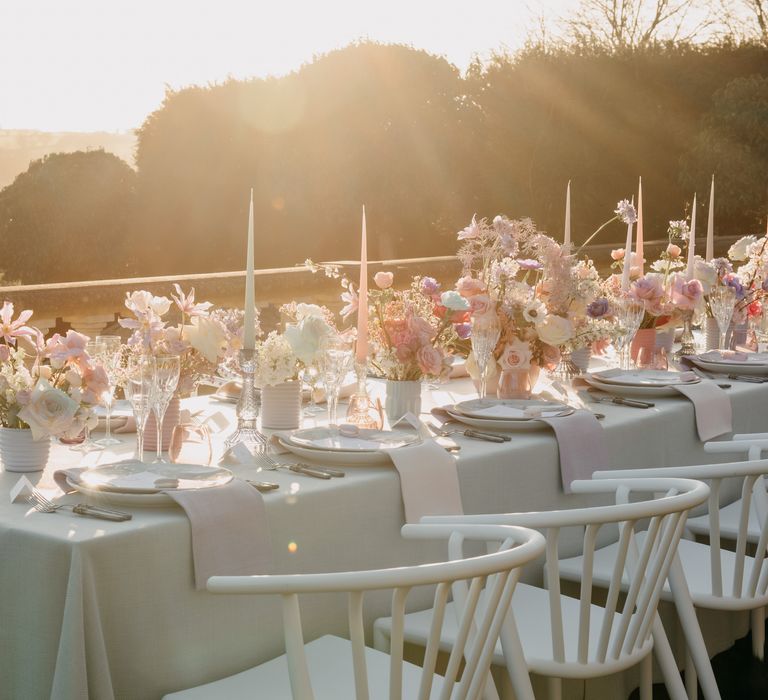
[124,356,154,463]
[94,335,122,446]
[470,314,501,400]
[751,306,768,352]
[320,335,354,426]
[149,355,181,462]
[710,286,737,351]
[69,341,106,453]
[613,298,644,370]
[299,363,323,416]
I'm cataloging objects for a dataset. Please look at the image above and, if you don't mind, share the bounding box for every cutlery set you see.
[26,489,132,521]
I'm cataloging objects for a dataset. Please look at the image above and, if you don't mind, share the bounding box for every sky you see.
[0,0,580,132]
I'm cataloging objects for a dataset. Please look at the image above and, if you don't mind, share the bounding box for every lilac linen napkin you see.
[534,410,609,493]
[166,480,273,590]
[671,381,732,440]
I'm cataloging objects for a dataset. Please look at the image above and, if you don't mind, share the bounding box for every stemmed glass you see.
[149,355,181,462]
[470,314,501,400]
[613,298,644,370]
[94,335,122,446]
[320,335,354,426]
[124,356,154,462]
[750,306,768,352]
[710,286,737,351]
[299,363,323,416]
[69,340,106,453]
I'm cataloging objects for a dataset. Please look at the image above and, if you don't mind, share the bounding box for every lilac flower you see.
[420,277,441,296]
[711,257,733,275]
[615,199,638,225]
[517,259,543,271]
[723,274,746,300]
[586,298,611,319]
[454,323,471,340]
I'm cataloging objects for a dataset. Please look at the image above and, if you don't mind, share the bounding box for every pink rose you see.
[499,337,531,370]
[374,271,394,289]
[468,294,491,317]
[416,345,443,376]
[407,314,434,343]
[456,276,485,298]
[670,274,703,311]
[667,244,682,258]
[81,364,110,405]
[630,274,665,314]
[611,248,625,261]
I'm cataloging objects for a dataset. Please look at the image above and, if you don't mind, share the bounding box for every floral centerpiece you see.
[0,303,109,471]
[118,285,248,395]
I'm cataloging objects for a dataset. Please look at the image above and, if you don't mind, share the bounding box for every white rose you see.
[693,260,718,294]
[18,379,80,440]
[535,315,574,346]
[728,235,758,262]
[185,316,227,363]
[284,316,332,365]
[295,303,326,321]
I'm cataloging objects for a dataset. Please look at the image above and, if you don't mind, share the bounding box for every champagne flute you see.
[613,298,644,370]
[710,286,737,351]
[470,315,501,401]
[124,356,153,463]
[69,341,106,453]
[149,355,181,462]
[320,335,354,426]
[94,335,122,446]
[299,363,323,416]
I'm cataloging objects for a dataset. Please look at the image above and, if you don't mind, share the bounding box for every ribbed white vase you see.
[385,380,422,425]
[704,317,720,351]
[261,382,302,430]
[0,428,51,473]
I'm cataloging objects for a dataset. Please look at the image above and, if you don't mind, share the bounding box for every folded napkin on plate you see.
[697,350,749,362]
[672,381,732,440]
[167,480,273,590]
[55,465,273,590]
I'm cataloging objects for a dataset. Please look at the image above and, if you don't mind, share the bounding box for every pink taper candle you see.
[355,206,369,365]
[706,175,715,261]
[687,194,697,279]
[635,177,644,273]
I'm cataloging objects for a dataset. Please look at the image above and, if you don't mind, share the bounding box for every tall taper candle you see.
[687,194,697,279]
[621,204,634,293]
[243,189,255,350]
[706,175,715,261]
[636,176,644,273]
[564,180,571,247]
[355,206,369,365]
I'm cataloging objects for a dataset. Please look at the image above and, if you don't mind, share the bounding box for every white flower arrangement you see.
[254,332,298,388]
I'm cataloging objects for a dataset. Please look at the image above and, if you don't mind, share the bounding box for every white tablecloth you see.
[2,377,768,700]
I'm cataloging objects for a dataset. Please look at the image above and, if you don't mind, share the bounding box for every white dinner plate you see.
[76,461,233,494]
[67,477,177,507]
[590,369,699,387]
[690,352,768,376]
[584,374,685,398]
[284,426,420,452]
[445,408,572,431]
[453,398,570,421]
[277,437,393,465]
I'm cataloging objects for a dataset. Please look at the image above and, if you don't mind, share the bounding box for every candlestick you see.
[243,189,255,350]
[687,193,697,279]
[621,197,634,293]
[224,349,267,456]
[636,176,644,273]
[355,206,369,365]
[706,175,715,261]
[564,181,571,247]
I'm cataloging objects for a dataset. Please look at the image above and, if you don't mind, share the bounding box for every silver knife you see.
[590,394,655,408]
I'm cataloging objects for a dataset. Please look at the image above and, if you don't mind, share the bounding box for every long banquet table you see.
[2,375,768,700]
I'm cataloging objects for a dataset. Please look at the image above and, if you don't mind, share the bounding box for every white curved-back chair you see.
[563,459,768,700]
[373,477,709,700]
[163,523,545,700]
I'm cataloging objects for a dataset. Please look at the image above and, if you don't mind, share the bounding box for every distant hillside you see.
[0,130,137,189]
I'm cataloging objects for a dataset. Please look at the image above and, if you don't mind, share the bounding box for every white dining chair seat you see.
[164,634,454,700]
[374,582,651,680]
[559,533,768,611]
[686,498,762,542]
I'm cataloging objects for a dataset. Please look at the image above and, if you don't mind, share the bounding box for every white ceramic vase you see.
[0,428,51,473]
[261,381,302,430]
[385,380,422,425]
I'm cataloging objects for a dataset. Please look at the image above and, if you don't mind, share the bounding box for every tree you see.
[565,0,718,48]
[0,151,137,284]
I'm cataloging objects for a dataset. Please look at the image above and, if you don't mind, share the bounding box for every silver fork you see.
[254,453,337,479]
[26,490,132,521]
[427,422,510,443]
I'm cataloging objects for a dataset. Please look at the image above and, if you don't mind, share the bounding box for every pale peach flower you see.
[373,271,394,289]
